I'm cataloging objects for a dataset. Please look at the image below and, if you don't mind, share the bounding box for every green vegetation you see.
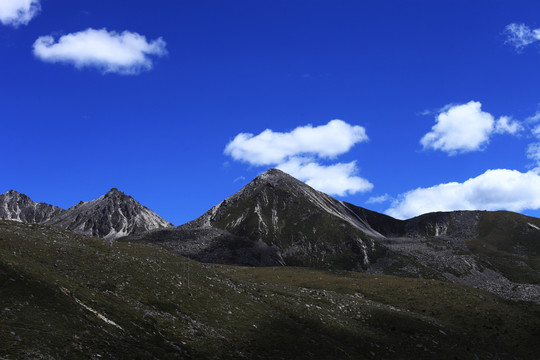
[468,211,540,284]
[1,220,539,359]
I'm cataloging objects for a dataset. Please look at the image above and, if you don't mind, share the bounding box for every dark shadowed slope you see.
[2,219,540,359]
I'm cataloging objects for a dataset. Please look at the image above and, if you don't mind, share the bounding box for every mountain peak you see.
[105,188,125,196]
[51,189,173,239]
[258,168,287,177]
[249,168,305,189]
[256,168,294,181]
[2,190,26,198]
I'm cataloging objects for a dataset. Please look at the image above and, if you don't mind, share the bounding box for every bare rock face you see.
[0,188,173,239]
[49,188,174,239]
[0,190,65,224]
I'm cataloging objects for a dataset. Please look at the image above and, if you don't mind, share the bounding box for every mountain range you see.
[0,188,172,239]
[1,169,540,358]
[2,169,540,303]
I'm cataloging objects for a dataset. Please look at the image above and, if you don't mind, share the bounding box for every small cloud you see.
[418,109,432,116]
[33,28,167,75]
[420,101,519,155]
[527,142,540,165]
[504,23,540,51]
[386,169,540,219]
[0,0,40,27]
[526,109,540,123]
[277,157,373,196]
[523,110,540,168]
[233,176,246,183]
[494,116,522,135]
[366,194,391,204]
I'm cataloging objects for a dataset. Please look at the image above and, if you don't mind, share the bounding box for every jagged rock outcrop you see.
[0,190,65,223]
[50,188,173,239]
[0,188,173,239]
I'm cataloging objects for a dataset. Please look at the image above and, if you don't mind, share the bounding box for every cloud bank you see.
[225,120,372,196]
[33,28,167,74]
[386,169,540,219]
[0,0,40,27]
[420,101,520,155]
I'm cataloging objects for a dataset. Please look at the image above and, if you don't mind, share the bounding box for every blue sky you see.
[3,0,540,224]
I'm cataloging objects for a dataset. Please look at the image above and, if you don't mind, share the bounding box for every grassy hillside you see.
[1,220,539,359]
[468,211,540,284]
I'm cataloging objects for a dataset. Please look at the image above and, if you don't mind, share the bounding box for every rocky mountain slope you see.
[50,188,173,239]
[2,219,539,359]
[131,169,388,269]
[130,169,540,303]
[0,189,172,239]
[0,190,64,224]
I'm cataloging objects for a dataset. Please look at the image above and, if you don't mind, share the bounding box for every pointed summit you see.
[51,189,173,239]
[255,168,302,184]
[106,187,124,195]
[103,188,128,200]
[255,168,292,181]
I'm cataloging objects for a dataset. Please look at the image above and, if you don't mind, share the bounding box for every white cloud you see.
[225,120,372,196]
[527,143,540,165]
[33,28,167,75]
[494,116,522,134]
[277,157,373,196]
[527,123,540,168]
[366,194,391,204]
[533,124,540,137]
[386,169,540,219]
[225,119,368,165]
[526,110,540,123]
[504,23,540,51]
[420,101,520,155]
[0,0,40,27]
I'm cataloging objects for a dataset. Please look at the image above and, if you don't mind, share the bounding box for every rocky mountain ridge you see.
[0,188,172,238]
[0,190,64,224]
